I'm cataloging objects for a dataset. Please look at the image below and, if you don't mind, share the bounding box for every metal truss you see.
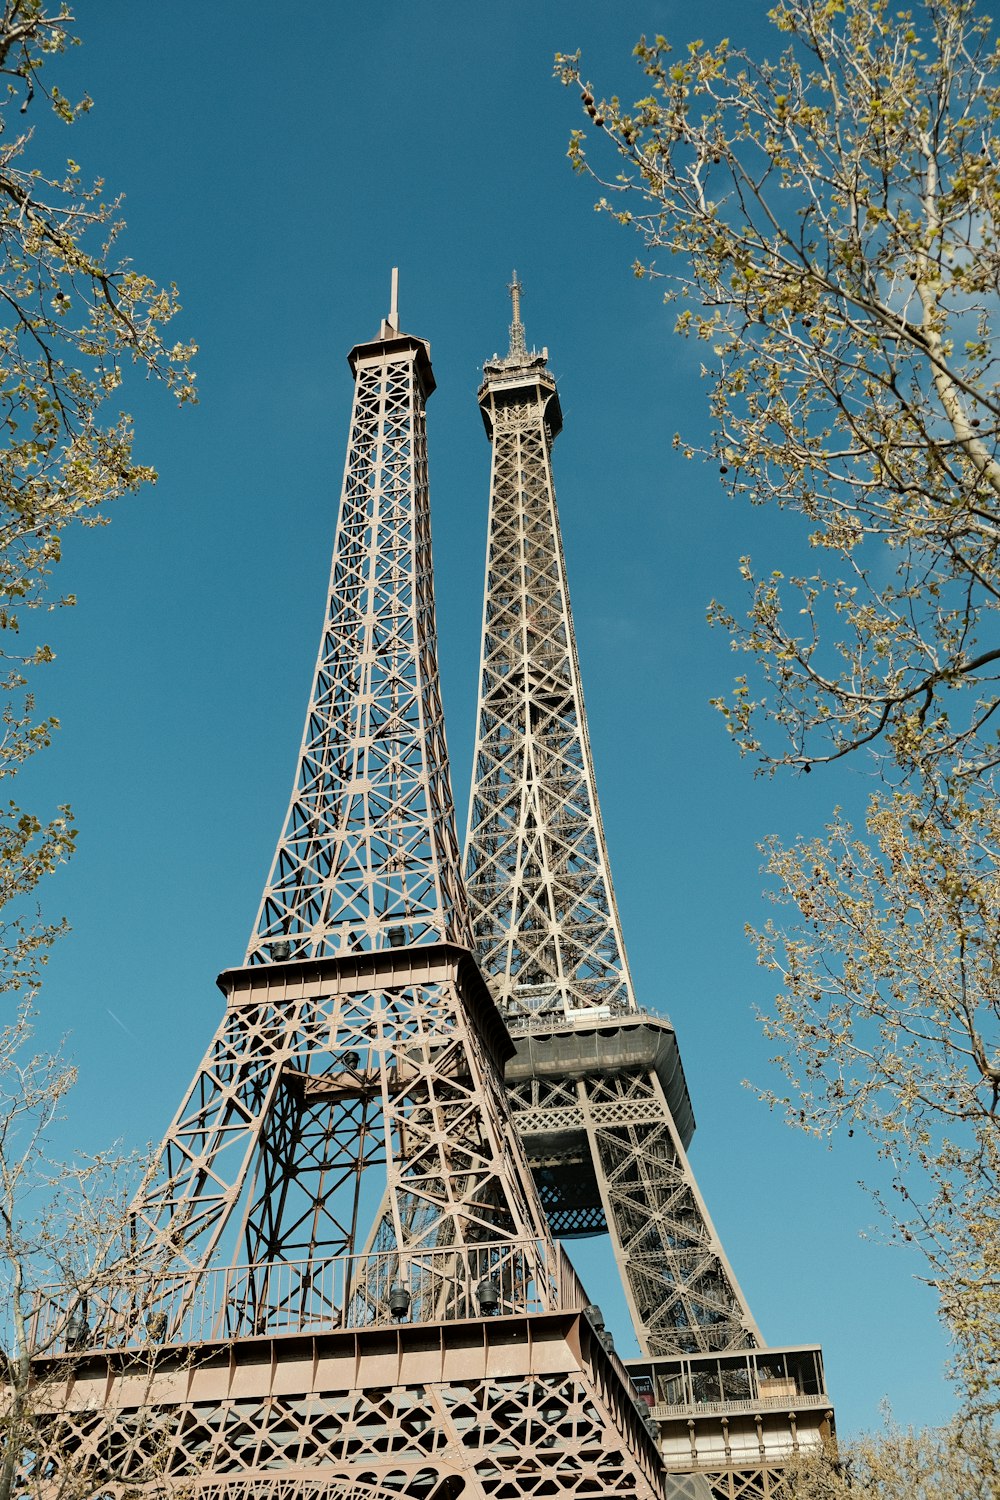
[245,317,471,966]
[123,306,551,1300]
[31,286,667,1500]
[462,283,833,1498]
[30,1313,665,1499]
[507,1054,760,1355]
[465,277,636,1025]
[465,281,760,1353]
[128,947,556,1304]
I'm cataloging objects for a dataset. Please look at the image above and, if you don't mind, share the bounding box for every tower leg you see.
[506,1018,760,1357]
[579,1065,759,1356]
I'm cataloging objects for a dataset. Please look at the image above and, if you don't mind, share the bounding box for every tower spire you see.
[507,268,527,361]
[245,292,466,965]
[470,293,633,1021]
[380,264,400,338]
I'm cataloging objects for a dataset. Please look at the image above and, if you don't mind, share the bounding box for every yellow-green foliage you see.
[559,0,1000,1414]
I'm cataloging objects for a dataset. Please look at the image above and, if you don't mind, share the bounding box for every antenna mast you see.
[507,268,527,360]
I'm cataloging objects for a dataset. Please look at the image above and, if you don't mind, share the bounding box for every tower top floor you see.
[348,267,435,398]
[478,272,563,439]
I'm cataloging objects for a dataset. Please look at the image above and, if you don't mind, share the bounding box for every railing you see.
[652,1391,832,1420]
[504,1001,665,1037]
[31,1238,580,1358]
[556,1242,589,1313]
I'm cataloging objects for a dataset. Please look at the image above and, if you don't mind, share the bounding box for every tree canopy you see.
[0,0,194,1007]
[0,6,193,1493]
[558,0,1000,1412]
[560,0,1000,792]
[784,1414,999,1500]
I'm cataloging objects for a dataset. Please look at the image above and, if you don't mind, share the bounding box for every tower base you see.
[28,1312,669,1499]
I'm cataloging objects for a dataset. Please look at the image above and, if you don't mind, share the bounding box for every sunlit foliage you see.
[558,0,1000,1410]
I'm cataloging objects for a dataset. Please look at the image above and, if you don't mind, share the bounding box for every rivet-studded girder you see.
[122,328,555,1302]
[506,1054,762,1355]
[31,1317,666,1500]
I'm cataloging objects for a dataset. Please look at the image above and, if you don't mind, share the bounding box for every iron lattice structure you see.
[466,278,759,1355]
[245,317,470,963]
[464,281,834,1498]
[465,275,633,1024]
[27,289,666,1500]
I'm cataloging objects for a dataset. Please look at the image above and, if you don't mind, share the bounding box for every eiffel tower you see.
[463,276,836,1500]
[27,278,667,1500]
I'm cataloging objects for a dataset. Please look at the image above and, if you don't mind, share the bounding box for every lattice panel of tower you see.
[29,1313,668,1500]
[505,1017,759,1357]
[462,285,835,1500]
[465,286,760,1357]
[465,295,637,1026]
[246,324,471,965]
[24,285,670,1500]
[115,311,557,1305]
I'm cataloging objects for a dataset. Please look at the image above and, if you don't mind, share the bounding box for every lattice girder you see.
[248,333,471,966]
[464,295,769,1370]
[466,357,636,1025]
[506,1058,759,1355]
[498,1005,757,1359]
[123,946,558,1323]
[117,325,541,1315]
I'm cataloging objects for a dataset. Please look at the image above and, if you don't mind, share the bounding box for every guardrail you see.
[31,1238,582,1357]
[504,1002,666,1036]
[651,1391,832,1419]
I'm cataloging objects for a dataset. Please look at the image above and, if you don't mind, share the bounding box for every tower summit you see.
[466,278,836,1498]
[27,277,666,1500]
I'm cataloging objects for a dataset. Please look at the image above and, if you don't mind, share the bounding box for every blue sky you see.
[16,2,954,1437]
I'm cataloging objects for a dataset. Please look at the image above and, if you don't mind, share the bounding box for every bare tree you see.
[783,1414,999,1499]
[0,4,193,1491]
[0,1009,164,1500]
